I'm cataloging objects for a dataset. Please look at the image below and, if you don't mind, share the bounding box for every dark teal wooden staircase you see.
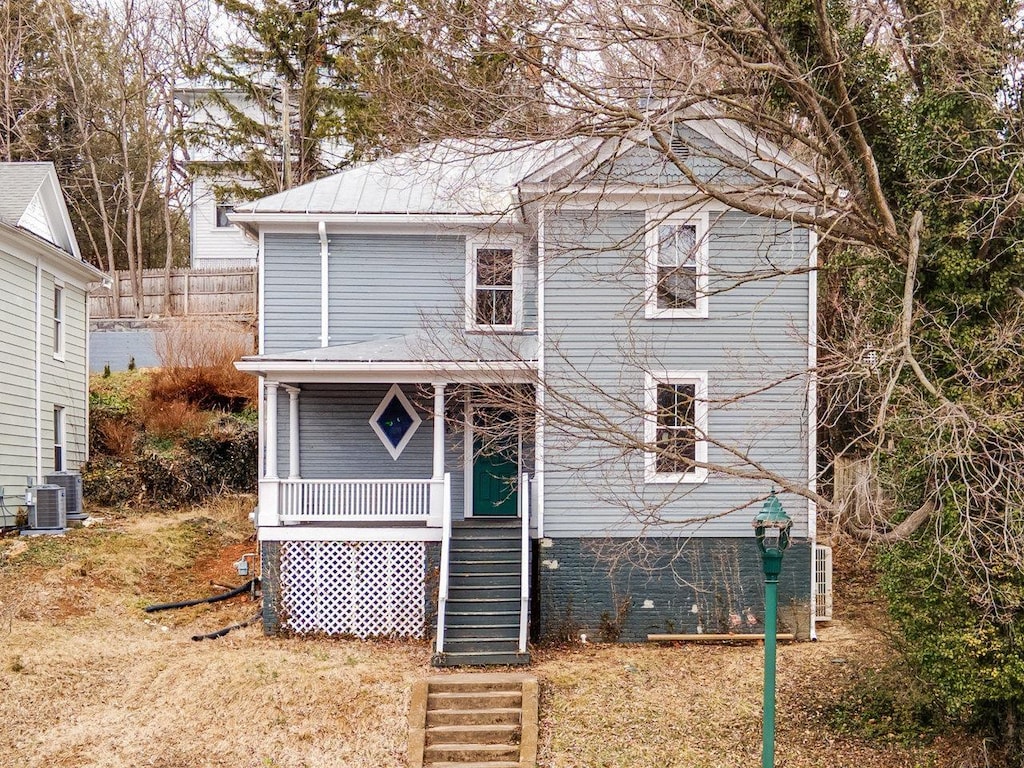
[434,518,530,667]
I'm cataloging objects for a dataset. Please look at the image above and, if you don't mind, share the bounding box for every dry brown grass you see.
[139,398,212,439]
[0,500,985,768]
[95,419,137,458]
[150,318,256,409]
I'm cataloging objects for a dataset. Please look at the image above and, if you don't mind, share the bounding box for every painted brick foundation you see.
[260,541,282,634]
[534,537,813,643]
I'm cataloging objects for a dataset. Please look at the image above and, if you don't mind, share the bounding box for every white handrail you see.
[435,473,452,655]
[519,473,530,654]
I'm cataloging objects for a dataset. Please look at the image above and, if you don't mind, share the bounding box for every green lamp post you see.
[753,491,792,768]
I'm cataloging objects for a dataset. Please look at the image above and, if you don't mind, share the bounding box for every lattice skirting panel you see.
[279,540,426,638]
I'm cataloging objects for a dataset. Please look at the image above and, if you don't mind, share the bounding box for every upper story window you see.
[53,283,65,360]
[644,371,709,484]
[645,212,709,319]
[467,237,522,331]
[215,202,235,228]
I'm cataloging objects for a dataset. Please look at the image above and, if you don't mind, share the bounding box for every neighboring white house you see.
[0,163,106,525]
[178,86,260,270]
[178,84,351,270]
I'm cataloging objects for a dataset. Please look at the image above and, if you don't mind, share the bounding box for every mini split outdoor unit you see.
[45,471,84,521]
[26,484,67,533]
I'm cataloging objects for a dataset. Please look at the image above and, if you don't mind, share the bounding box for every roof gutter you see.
[0,221,107,284]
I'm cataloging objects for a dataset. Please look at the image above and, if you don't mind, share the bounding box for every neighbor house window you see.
[644,372,708,483]
[53,283,65,359]
[467,238,522,330]
[215,202,235,228]
[645,212,709,318]
[53,405,65,471]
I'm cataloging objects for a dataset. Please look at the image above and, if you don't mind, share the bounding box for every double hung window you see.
[53,284,65,359]
[646,213,709,318]
[645,372,709,483]
[468,239,521,330]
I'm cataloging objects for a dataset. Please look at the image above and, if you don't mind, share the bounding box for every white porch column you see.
[430,383,446,525]
[432,383,446,480]
[285,385,301,479]
[265,381,279,479]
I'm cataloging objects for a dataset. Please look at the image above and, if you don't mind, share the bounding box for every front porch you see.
[238,339,537,664]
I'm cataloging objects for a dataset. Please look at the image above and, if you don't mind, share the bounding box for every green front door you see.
[472,408,519,517]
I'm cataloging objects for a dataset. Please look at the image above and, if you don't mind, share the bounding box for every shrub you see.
[82,457,145,507]
[140,399,211,440]
[95,419,137,458]
[880,526,1024,760]
[149,318,256,410]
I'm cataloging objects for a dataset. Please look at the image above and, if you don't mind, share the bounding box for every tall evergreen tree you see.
[192,0,384,197]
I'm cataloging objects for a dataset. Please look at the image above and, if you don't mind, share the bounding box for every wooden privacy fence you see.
[90,267,257,320]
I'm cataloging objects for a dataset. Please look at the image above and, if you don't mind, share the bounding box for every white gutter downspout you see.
[535,207,545,539]
[34,259,43,483]
[807,227,819,641]
[319,221,329,348]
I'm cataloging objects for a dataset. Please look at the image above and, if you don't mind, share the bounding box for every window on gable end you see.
[646,213,709,319]
[645,372,709,484]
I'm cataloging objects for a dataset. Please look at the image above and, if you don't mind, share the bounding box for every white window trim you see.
[369,384,422,461]
[465,235,524,332]
[53,404,66,472]
[53,280,65,361]
[644,211,709,319]
[644,371,709,484]
[214,201,235,229]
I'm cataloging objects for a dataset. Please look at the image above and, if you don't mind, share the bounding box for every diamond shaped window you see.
[370,384,422,460]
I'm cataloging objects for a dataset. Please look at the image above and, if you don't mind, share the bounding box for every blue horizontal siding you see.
[542,208,811,539]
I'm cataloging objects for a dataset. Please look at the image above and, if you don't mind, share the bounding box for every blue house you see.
[233,122,818,665]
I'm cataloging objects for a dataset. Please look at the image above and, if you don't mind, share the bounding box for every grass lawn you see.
[0,496,983,767]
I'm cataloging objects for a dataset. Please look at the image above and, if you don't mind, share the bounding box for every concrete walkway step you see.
[409,674,538,768]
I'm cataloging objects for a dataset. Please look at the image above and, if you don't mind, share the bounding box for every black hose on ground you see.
[191,612,263,641]
[144,579,256,613]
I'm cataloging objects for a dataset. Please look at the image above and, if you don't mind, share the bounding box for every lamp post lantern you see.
[753,491,792,768]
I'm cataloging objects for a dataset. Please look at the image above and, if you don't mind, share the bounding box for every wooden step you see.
[448,586,521,602]
[444,637,519,651]
[427,690,523,709]
[423,743,520,762]
[444,624,520,640]
[446,597,520,613]
[425,723,520,745]
[426,707,521,726]
[434,651,531,667]
[428,677,526,693]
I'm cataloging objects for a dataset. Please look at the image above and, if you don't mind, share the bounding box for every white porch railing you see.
[519,473,530,654]
[259,477,444,525]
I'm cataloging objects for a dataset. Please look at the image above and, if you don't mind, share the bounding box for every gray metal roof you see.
[246,329,537,364]
[235,139,587,217]
[0,162,51,226]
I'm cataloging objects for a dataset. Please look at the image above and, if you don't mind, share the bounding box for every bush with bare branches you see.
[150,319,256,411]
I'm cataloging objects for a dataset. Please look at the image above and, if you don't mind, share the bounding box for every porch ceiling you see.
[236,329,538,383]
